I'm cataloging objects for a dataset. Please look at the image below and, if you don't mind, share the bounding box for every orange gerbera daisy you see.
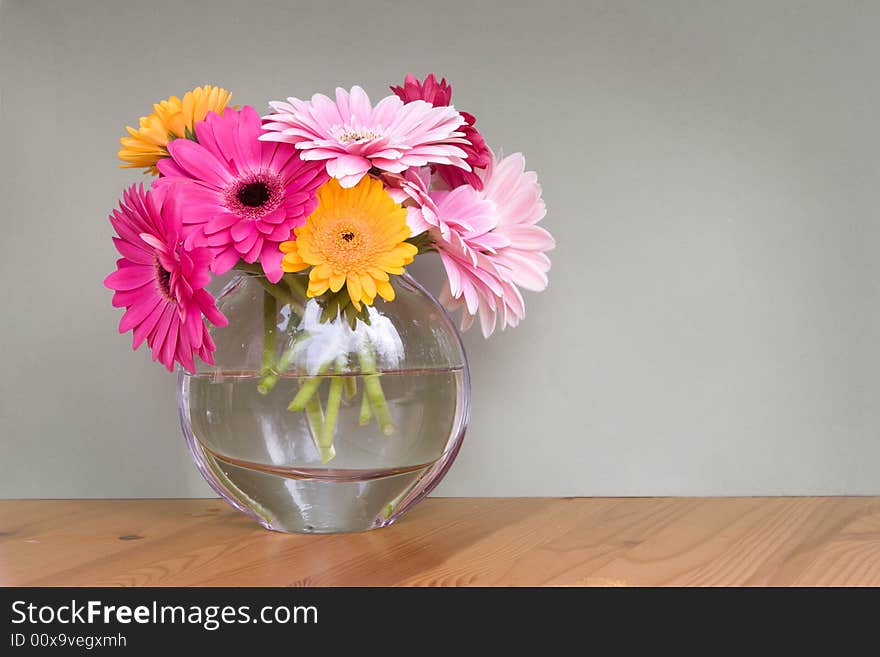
[118,85,232,175]
[280,177,418,309]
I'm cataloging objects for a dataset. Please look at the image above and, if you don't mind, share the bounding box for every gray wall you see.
[2,0,879,498]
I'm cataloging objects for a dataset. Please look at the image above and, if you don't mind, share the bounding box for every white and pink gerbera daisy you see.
[391,153,554,337]
[156,106,328,283]
[103,184,227,372]
[260,86,472,189]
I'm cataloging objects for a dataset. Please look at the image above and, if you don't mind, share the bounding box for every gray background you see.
[2,0,879,498]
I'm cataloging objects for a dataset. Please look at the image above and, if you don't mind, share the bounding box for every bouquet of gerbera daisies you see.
[106,75,554,463]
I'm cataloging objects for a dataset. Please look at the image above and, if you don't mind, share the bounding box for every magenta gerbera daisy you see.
[103,184,227,372]
[156,106,328,283]
[260,86,472,188]
[390,72,453,106]
[391,73,492,190]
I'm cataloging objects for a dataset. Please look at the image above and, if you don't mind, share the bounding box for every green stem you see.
[344,375,357,400]
[258,335,304,395]
[233,262,263,275]
[358,344,395,436]
[235,264,304,316]
[255,277,294,311]
[283,273,309,301]
[203,451,274,525]
[303,392,332,463]
[358,384,372,426]
[320,375,344,463]
[381,487,412,519]
[260,292,277,377]
[288,375,324,412]
[364,374,394,435]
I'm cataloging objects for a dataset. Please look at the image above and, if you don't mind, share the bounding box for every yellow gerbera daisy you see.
[118,85,232,175]
[280,177,418,309]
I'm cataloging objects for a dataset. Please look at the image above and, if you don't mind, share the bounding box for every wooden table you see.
[1,498,879,586]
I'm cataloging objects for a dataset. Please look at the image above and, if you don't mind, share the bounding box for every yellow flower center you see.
[313,218,380,270]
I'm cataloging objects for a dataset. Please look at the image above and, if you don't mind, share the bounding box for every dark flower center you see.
[155,258,173,300]
[224,174,284,219]
[341,231,355,242]
[237,181,271,208]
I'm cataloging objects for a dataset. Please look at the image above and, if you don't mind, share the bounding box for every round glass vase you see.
[177,271,470,534]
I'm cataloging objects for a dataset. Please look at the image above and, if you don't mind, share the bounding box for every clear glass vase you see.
[177,271,470,533]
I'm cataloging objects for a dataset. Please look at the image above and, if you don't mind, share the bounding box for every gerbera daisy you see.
[279,177,418,309]
[385,166,504,249]
[103,184,227,372]
[390,73,492,190]
[417,152,554,336]
[390,73,453,106]
[382,166,441,236]
[397,179,515,334]
[261,86,472,188]
[118,85,232,175]
[156,105,328,283]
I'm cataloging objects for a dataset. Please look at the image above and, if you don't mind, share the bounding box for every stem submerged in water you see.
[358,343,395,436]
[288,375,324,412]
[303,391,332,463]
[320,375,344,463]
[358,385,372,426]
[344,376,357,400]
[242,269,400,464]
[258,336,303,395]
[363,374,395,436]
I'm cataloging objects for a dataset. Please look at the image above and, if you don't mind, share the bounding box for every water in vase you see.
[179,368,466,533]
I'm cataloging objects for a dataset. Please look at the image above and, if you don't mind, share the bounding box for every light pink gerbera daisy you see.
[385,166,503,247]
[104,184,227,372]
[260,86,472,188]
[382,167,442,236]
[398,153,554,337]
[390,73,492,190]
[156,106,328,283]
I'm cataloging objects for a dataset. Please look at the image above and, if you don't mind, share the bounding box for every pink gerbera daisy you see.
[260,86,472,188]
[391,73,492,190]
[156,106,328,283]
[104,184,227,372]
[385,166,503,248]
[398,152,554,337]
[382,167,442,236]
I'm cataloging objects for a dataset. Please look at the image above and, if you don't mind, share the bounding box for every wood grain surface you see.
[1,498,879,586]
